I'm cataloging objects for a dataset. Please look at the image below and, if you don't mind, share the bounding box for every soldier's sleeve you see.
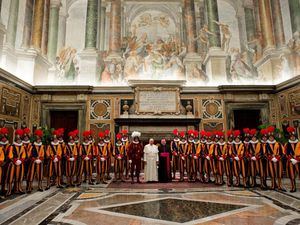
[0,147,4,162]
[8,146,13,159]
[295,142,300,158]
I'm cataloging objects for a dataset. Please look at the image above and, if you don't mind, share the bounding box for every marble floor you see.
[0,178,300,225]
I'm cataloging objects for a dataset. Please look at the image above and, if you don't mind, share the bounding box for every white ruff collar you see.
[98,143,105,147]
[180,140,187,145]
[217,141,226,146]
[22,140,31,144]
[173,138,180,142]
[68,142,75,146]
[188,140,194,143]
[227,141,233,145]
[233,141,242,145]
[201,140,207,144]
[261,140,267,144]
[116,143,122,147]
[122,138,128,142]
[206,141,213,145]
[132,140,140,144]
[74,140,79,143]
[51,141,59,146]
[83,142,90,146]
[194,140,200,144]
[250,140,259,144]
[243,141,250,144]
[13,142,23,146]
[267,140,276,144]
[289,139,299,144]
[104,139,110,143]
[0,141,9,145]
[59,140,64,144]
[34,142,42,146]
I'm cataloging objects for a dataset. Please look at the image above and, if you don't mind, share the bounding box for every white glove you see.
[117,156,122,159]
[53,157,58,163]
[193,155,198,159]
[100,157,105,162]
[234,156,239,161]
[35,159,42,164]
[271,157,278,163]
[84,156,89,161]
[16,159,22,166]
[181,156,185,161]
[129,160,132,164]
[291,158,298,165]
[219,157,224,161]
[69,157,75,162]
[206,156,210,161]
[251,156,257,161]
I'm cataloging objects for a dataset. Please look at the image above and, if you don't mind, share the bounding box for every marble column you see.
[31,0,45,50]
[183,0,197,54]
[270,0,285,48]
[21,0,34,48]
[244,7,256,42]
[57,10,68,54]
[253,0,261,35]
[257,0,275,51]
[289,0,300,33]
[47,0,61,63]
[6,0,19,47]
[205,0,221,48]
[99,5,106,51]
[108,0,121,56]
[41,0,50,55]
[85,0,98,49]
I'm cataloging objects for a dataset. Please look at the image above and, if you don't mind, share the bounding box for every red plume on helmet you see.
[260,129,268,136]
[215,131,224,138]
[68,131,75,138]
[98,131,105,139]
[187,129,194,136]
[206,131,212,138]
[200,130,206,137]
[104,129,110,136]
[15,129,24,137]
[193,130,199,137]
[243,128,250,136]
[227,130,233,137]
[116,133,122,140]
[23,128,31,135]
[34,129,43,138]
[0,127,9,136]
[121,130,128,135]
[267,126,275,134]
[173,129,179,136]
[287,126,296,134]
[83,130,91,138]
[73,129,79,136]
[233,130,241,137]
[179,131,185,138]
[249,129,257,136]
[52,129,59,136]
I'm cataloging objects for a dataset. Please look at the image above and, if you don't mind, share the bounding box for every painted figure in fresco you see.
[56,47,79,80]
[188,63,208,82]
[247,31,263,62]
[213,21,231,53]
[229,48,252,82]
[194,25,216,51]
[288,31,300,76]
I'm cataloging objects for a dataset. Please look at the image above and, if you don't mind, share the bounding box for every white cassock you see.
[144,144,159,182]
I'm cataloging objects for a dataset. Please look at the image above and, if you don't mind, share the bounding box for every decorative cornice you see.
[0,68,33,93]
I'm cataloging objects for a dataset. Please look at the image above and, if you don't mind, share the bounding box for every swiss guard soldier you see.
[46,130,63,189]
[27,129,45,192]
[178,131,187,182]
[120,130,130,179]
[0,127,9,195]
[77,131,94,186]
[65,131,78,187]
[128,131,143,184]
[57,128,66,185]
[285,126,300,192]
[186,130,196,182]
[104,130,113,180]
[258,129,269,189]
[248,129,260,187]
[225,130,234,186]
[94,131,108,184]
[266,126,285,191]
[198,130,207,183]
[7,129,26,196]
[203,131,214,183]
[232,130,245,187]
[170,129,180,180]
[113,133,126,182]
[243,128,251,186]
[22,128,32,181]
[193,130,201,181]
[214,131,227,185]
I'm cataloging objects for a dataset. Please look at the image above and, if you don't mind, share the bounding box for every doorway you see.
[50,110,78,140]
[233,109,261,130]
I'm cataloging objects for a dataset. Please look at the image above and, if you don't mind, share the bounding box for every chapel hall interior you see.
[0,0,299,224]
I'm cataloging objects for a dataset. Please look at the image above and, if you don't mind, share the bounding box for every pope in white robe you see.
[143,139,159,182]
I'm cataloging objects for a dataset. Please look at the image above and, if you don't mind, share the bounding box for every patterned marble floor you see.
[0,178,300,225]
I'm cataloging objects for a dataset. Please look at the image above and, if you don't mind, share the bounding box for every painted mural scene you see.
[0,0,300,225]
